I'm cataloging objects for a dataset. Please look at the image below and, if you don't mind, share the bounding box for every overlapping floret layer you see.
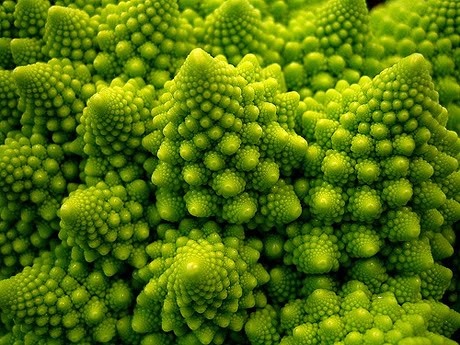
[0,0,459,344]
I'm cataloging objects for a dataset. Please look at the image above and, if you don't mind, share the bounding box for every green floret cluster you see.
[0,0,459,344]
[133,220,270,344]
[369,0,460,133]
[0,245,136,344]
[144,49,305,226]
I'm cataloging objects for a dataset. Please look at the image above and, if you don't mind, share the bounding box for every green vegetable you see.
[0,0,459,344]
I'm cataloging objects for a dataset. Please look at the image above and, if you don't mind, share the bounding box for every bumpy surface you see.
[0,0,459,344]
[133,221,269,343]
[144,48,306,226]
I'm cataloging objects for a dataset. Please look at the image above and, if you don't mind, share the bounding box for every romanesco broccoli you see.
[0,0,459,344]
